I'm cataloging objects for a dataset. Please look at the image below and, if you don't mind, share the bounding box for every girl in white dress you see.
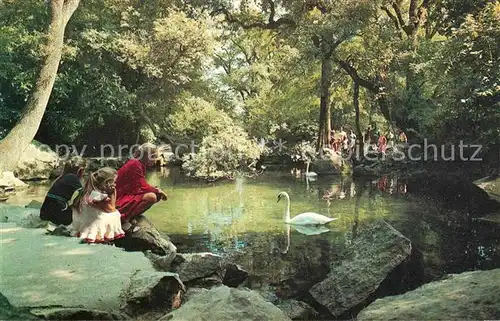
[72,167,125,243]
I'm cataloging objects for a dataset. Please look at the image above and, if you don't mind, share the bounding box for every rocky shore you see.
[1,142,500,320]
[1,200,499,320]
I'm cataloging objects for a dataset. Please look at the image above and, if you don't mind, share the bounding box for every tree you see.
[0,0,80,172]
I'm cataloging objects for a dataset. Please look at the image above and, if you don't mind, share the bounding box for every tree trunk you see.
[317,57,332,151]
[353,81,363,158]
[0,0,80,172]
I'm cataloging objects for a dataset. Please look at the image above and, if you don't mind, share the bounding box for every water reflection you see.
[5,168,500,290]
[150,169,500,287]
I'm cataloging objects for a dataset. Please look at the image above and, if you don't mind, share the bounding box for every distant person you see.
[72,167,125,243]
[115,143,168,231]
[40,156,87,226]
[378,132,387,153]
[339,126,347,141]
[399,130,408,144]
[349,130,357,148]
[388,131,395,148]
[330,129,336,150]
[364,126,371,145]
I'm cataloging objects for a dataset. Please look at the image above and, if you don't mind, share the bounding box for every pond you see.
[6,167,500,294]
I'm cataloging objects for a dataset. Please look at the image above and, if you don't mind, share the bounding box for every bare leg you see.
[122,193,157,222]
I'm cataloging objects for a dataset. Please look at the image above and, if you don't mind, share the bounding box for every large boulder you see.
[121,271,185,316]
[357,269,500,320]
[308,220,424,318]
[182,287,209,303]
[0,205,46,228]
[0,222,156,313]
[0,293,38,320]
[113,215,177,257]
[171,253,222,285]
[222,263,248,288]
[14,142,59,180]
[160,286,291,321]
[275,299,319,320]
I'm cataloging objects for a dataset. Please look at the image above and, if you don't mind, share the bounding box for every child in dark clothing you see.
[40,156,87,225]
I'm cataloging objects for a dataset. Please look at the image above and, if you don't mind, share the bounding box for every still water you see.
[8,167,500,291]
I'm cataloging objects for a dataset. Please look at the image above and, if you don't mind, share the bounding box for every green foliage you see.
[1,0,498,167]
[182,125,263,180]
[169,96,234,142]
[290,141,317,163]
[432,2,500,143]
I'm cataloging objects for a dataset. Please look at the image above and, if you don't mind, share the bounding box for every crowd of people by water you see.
[329,125,408,155]
[40,143,167,243]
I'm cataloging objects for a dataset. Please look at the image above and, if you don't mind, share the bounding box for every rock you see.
[0,171,28,190]
[87,157,127,172]
[0,293,38,320]
[475,176,500,201]
[308,220,424,318]
[357,269,500,320]
[353,164,378,177]
[276,300,319,320]
[161,286,291,321]
[121,270,185,316]
[182,288,209,303]
[113,215,177,257]
[25,200,43,209]
[48,224,72,237]
[30,307,128,320]
[0,223,156,312]
[172,252,222,284]
[0,205,46,228]
[312,149,343,175]
[14,142,59,180]
[222,263,248,287]
[407,172,500,215]
[145,251,177,271]
[255,289,279,304]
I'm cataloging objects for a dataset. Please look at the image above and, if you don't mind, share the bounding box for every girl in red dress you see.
[115,143,168,231]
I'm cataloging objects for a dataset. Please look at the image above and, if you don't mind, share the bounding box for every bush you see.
[182,125,263,180]
[169,96,234,142]
[290,141,317,163]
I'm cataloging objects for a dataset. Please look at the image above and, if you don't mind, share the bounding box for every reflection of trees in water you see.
[385,194,500,280]
[229,230,346,296]
[163,171,500,287]
[352,182,366,240]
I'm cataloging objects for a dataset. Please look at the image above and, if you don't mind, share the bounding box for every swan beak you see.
[277,197,281,203]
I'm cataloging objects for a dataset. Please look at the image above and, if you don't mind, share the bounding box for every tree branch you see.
[62,0,80,26]
[381,6,400,29]
[334,58,379,93]
[409,0,419,23]
[268,0,276,24]
[392,2,406,30]
[212,7,295,30]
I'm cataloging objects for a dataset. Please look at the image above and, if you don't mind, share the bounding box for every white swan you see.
[277,192,337,225]
[305,161,318,178]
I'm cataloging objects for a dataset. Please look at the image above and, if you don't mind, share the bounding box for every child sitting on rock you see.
[72,167,125,243]
[40,156,87,226]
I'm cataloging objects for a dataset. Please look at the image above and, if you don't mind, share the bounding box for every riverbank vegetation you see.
[0,0,498,177]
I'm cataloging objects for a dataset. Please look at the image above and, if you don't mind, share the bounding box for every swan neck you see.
[284,194,291,222]
[306,162,310,174]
